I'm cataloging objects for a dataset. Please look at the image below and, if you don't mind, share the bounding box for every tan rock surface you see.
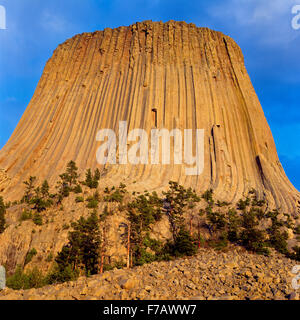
[0,20,299,214]
[0,248,298,300]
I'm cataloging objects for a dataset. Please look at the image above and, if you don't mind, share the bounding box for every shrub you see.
[207,211,227,231]
[103,185,126,203]
[172,227,197,257]
[24,248,37,265]
[46,253,53,262]
[86,198,98,209]
[86,191,100,208]
[73,184,83,194]
[75,196,84,203]
[269,230,289,254]
[33,212,43,226]
[290,246,300,261]
[46,264,79,285]
[6,265,46,290]
[208,232,229,251]
[240,228,269,255]
[20,209,32,221]
[202,189,214,205]
[237,197,250,210]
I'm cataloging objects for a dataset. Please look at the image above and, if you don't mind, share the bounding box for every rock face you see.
[0,248,298,300]
[0,20,299,213]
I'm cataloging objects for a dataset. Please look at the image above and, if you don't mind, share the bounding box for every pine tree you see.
[66,161,79,186]
[93,168,101,188]
[84,169,93,188]
[54,212,101,277]
[0,196,6,234]
[23,176,36,203]
[84,168,100,189]
[173,227,197,257]
[41,180,49,198]
[56,161,79,201]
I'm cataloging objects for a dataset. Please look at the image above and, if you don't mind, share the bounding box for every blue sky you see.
[0,0,299,190]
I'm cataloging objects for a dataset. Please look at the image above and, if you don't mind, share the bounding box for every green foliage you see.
[24,248,37,265]
[46,253,53,262]
[103,259,126,272]
[226,209,241,242]
[100,205,113,221]
[49,212,101,283]
[167,227,197,257]
[56,161,79,202]
[290,246,300,261]
[240,228,269,255]
[62,223,70,230]
[83,168,101,189]
[104,184,127,203]
[162,181,200,239]
[41,180,50,198]
[207,211,227,231]
[237,197,251,210]
[73,184,83,194]
[266,210,289,254]
[22,176,36,203]
[239,207,269,255]
[75,196,84,203]
[216,200,230,207]
[6,265,46,290]
[202,189,214,205]
[20,209,32,221]
[46,264,79,285]
[208,232,229,251]
[122,191,164,266]
[0,196,6,234]
[86,191,99,208]
[33,212,43,226]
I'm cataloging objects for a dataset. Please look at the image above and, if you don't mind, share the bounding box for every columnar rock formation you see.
[0,20,299,214]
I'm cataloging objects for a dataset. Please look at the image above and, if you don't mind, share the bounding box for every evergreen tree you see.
[65,161,79,186]
[56,161,79,201]
[41,180,50,198]
[162,181,200,240]
[84,168,101,189]
[173,227,197,257]
[22,176,36,203]
[53,212,101,278]
[31,182,52,213]
[0,196,6,234]
[84,169,93,188]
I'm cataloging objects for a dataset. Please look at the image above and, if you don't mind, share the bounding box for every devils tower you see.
[0,20,299,214]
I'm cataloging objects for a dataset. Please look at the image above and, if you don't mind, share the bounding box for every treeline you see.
[1,161,299,290]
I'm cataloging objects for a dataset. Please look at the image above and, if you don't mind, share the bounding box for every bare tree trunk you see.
[99,253,104,274]
[127,223,131,268]
[197,221,201,248]
[130,249,133,268]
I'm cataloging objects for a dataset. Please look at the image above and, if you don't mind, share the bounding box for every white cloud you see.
[41,11,70,33]
[210,0,300,45]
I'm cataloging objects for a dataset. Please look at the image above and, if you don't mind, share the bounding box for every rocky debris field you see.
[0,248,299,300]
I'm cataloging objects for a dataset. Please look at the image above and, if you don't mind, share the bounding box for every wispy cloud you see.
[209,0,299,45]
[41,11,71,33]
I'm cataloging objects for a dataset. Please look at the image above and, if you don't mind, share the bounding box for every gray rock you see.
[0,266,6,290]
